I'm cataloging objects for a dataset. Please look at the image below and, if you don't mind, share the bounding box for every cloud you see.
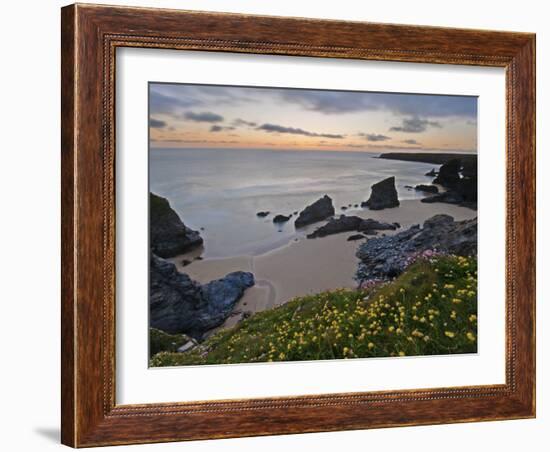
[358,133,391,142]
[210,125,236,132]
[256,123,345,139]
[149,90,200,114]
[149,118,166,128]
[232,118,257,127]
[183,111,224,123]
[149,84,257,117]
[278,90,477,118]
[389,117,442,133]
[152,138,240,145]
[402,139,421,145]
[344,143,368,148]
[151,83,477,123]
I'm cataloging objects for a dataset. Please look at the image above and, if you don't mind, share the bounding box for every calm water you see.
[150,148,436,258]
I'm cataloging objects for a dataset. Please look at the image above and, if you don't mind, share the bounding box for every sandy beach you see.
[169,199,477,330]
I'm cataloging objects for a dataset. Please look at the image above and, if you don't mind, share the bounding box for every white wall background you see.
[0,1,545,451]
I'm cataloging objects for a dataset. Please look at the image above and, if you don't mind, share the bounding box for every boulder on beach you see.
[150,192,203,258]
[355,214,477,282]
[415,184,439,194]
[361,176,400,210]
[149,254,254,339]
[256,211,270,218]
[294,195,335,228]
[273,214,291,223]
[421,192,463,205]
[307,215,396,239]
[347,234,367,241]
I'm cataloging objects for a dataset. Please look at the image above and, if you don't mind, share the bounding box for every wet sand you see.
[169,199,477,329]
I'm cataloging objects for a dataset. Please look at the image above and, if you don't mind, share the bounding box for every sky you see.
[149,83,477,153]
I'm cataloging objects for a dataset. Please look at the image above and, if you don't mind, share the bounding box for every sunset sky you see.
[149,83,477,153]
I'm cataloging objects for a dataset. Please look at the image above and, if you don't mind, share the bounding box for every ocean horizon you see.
[150,147,439,258]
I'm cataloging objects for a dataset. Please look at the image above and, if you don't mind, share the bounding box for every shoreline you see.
[168,199,477,331]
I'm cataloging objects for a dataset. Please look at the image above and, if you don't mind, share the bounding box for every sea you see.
[149,148,436,258]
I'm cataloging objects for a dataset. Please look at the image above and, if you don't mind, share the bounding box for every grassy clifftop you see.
[150,255,477,367]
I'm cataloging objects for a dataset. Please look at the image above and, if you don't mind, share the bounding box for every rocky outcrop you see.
[295,195,335,228]
[455,177,477,204]
[461,157,477,179]
[256,211,270,218]
[361,176,399,210]
[422,179,477,209]
[150,254,254,339]
[150,193,203,258]
[433,159,461,189]
[425,168,438,177]
[424,157,477,209]
[356,214,477,282]
[273,214,291,223]
[307,215,396,239]
[415,184,439,194]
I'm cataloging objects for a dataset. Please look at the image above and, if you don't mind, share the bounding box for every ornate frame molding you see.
[61,4,535,447]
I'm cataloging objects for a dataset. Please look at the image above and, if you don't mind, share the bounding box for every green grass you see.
[149,328,190,358]
[150,255,477,367]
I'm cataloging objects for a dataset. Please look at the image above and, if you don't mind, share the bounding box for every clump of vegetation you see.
[149,328,190,358]
[150,255,477,367]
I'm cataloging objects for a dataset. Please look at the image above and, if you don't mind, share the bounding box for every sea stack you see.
[415,184,439,194]
[361,176,399,210]
[294,195,335,228]
[150,192,203,258]
[433,158,461,189]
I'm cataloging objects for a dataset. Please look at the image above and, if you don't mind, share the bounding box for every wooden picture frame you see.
[61,3,535,447]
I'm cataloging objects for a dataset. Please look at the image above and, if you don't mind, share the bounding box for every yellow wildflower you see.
[444,331,455,338]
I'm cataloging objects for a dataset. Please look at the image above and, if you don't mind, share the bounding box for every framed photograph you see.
[61,4,535,447]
